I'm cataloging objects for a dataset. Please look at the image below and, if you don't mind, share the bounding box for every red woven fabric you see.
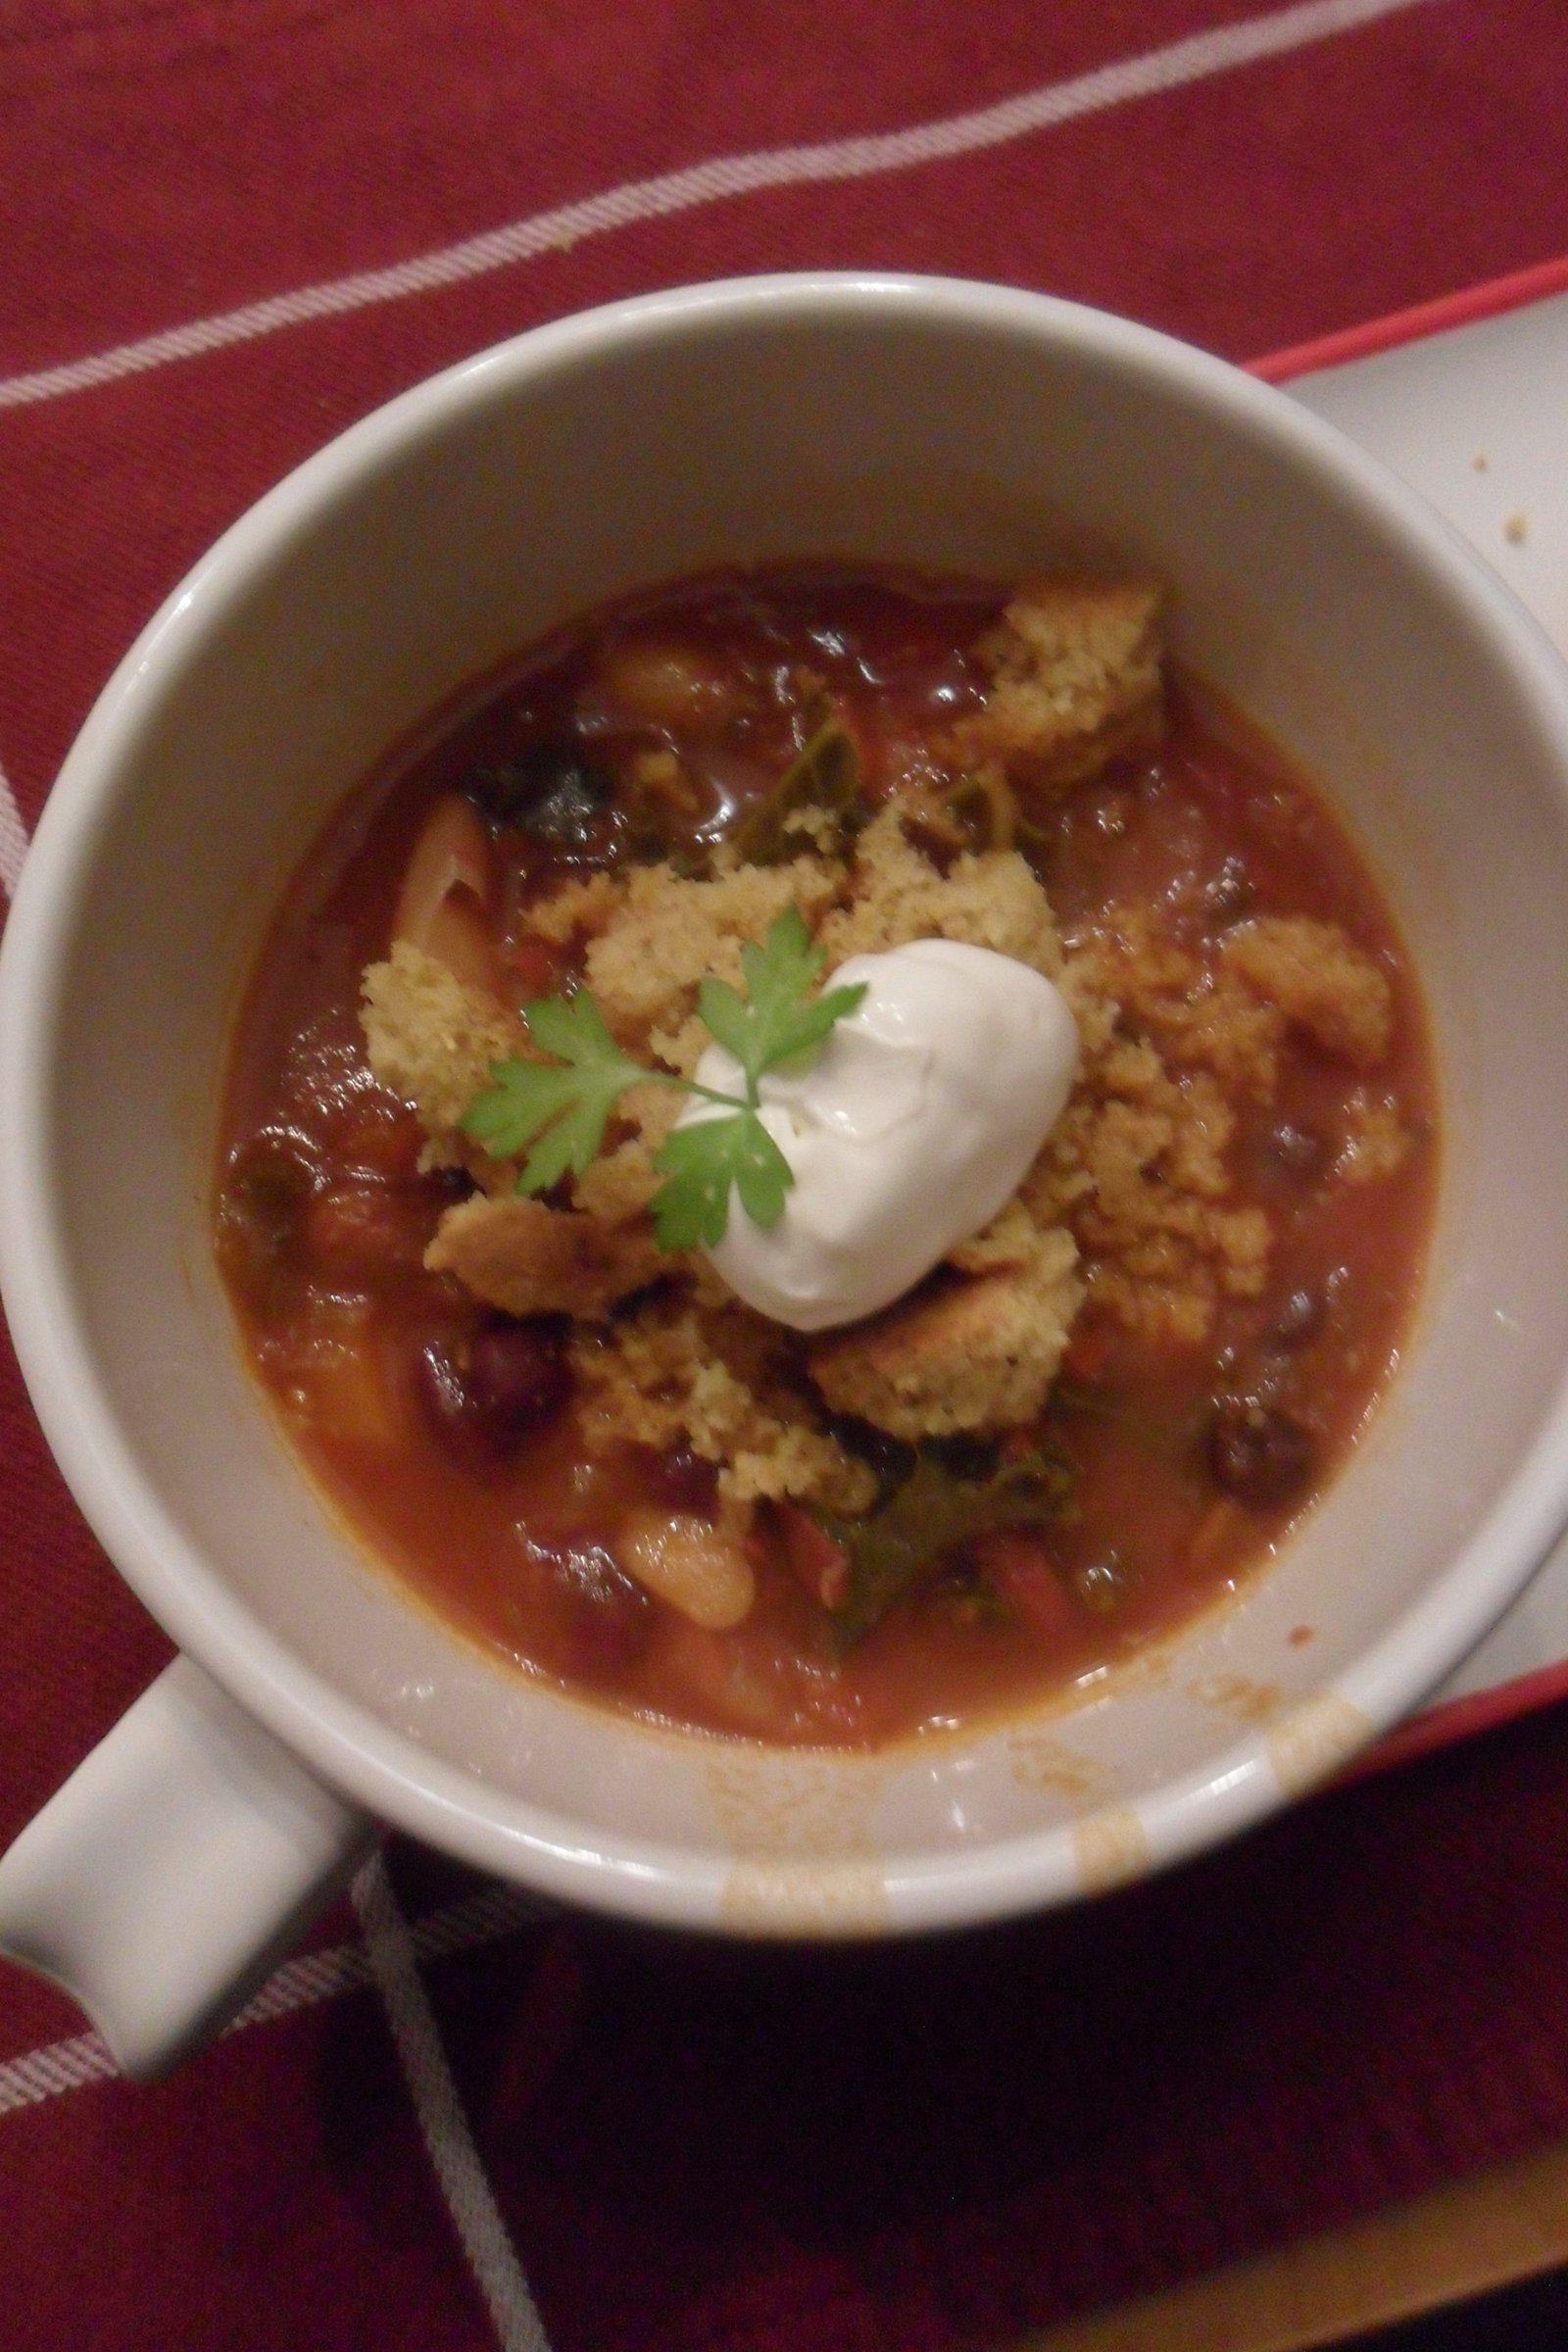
[5,3,1568,2346]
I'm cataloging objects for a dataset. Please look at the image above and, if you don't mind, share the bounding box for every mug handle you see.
[0,1656,378,2077]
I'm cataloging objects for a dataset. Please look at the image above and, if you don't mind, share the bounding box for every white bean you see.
[597,640,743,730]
[614,1508,756,1631]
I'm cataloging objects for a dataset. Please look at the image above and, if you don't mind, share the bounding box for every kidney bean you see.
[467,1316,571,1425]
[1207,1399,1316,1509]
[466,743,611,832]
[413,1341,481,1465]
[414,1314,571,1472]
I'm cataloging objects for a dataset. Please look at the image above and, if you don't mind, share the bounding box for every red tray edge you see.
[1249,251,1568,1773]
[1248,251,1568,384]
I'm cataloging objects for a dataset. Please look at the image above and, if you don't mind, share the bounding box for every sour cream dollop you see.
[678,938,1079,1332]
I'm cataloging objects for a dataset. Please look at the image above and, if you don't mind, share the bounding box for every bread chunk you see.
[1033,991,1271,1347]
[579,858,842,1073]
[1067,906,1285,1102]
[956,576,1165,793]
[816,802,1063,976]
[572,1298,877,1514]
[808,1228,1081,1439]
[361,943,524,1134]
[424,1193,664,1318]
[1337,1088,1413,1183]
[526,870,621,945]
[1221,916,1393,1067]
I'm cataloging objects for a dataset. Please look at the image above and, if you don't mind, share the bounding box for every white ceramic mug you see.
[7,274,1568,2077]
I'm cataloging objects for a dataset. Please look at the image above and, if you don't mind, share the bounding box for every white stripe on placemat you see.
[354,1856,552,2352]
[0,762,27,898]
[0,0,1436,415]
[0,2028,120,2110]
[0,1874,550,2117]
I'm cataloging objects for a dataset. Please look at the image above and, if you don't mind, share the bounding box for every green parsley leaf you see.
[697,906,866,1093]
[459,896,866,1250]
[650,1111,794,1250]
[461,992,649,1195]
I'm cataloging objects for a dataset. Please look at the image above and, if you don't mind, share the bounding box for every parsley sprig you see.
[461,908,866,1252]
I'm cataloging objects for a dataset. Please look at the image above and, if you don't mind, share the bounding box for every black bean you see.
[432,1164,479,1203]
[827,1416,917,1509]
[926,1432,1003,1484]
[1207,1399,1316,1509]
[466,743,615,844]
[526,769,617,851]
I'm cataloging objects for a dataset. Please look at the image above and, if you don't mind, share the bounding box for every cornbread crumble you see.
[361,575,1410,1508]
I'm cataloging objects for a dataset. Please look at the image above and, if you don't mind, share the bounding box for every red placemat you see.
[7,4,1568,2347]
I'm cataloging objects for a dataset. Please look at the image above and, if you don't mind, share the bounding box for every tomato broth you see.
[216,565,1438,1748]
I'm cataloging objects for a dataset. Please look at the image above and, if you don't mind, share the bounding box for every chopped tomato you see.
[974,1531,1080,1646]
[775,1501,851,1610]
